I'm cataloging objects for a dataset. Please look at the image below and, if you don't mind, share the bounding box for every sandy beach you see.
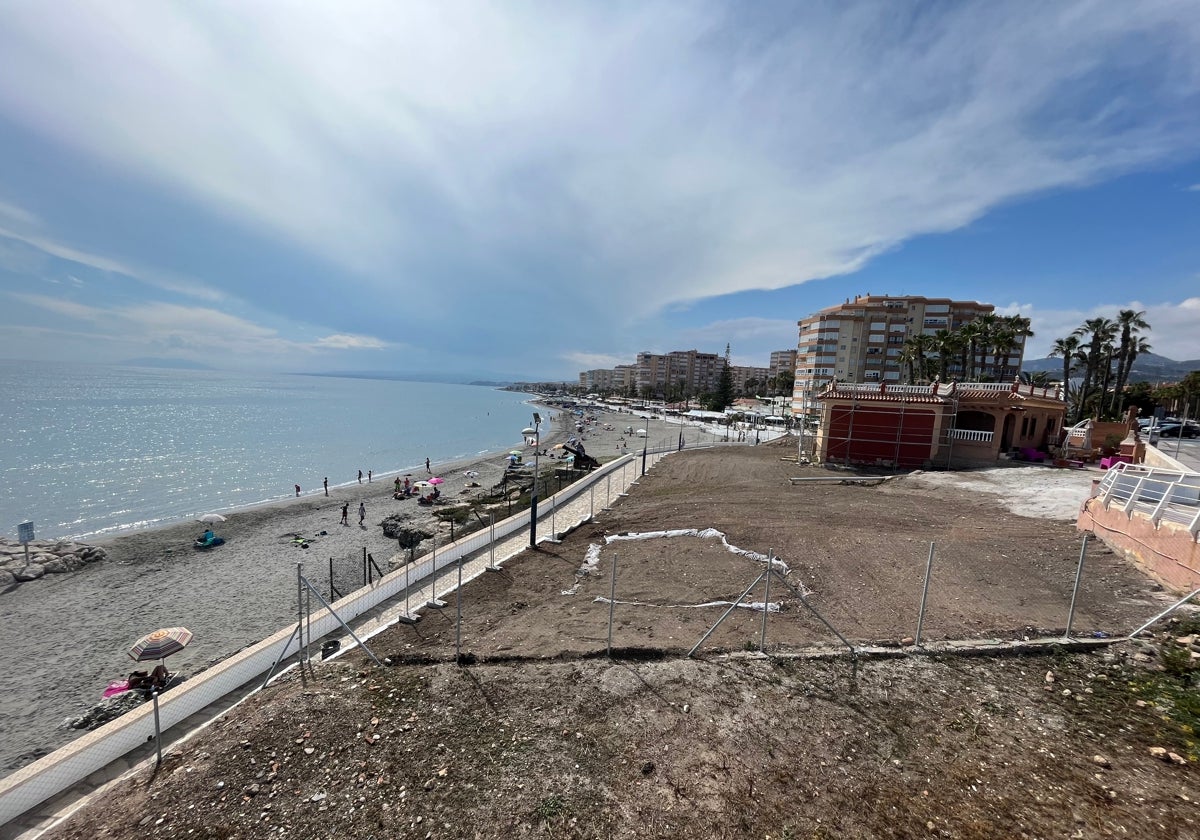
[0,402,722,773]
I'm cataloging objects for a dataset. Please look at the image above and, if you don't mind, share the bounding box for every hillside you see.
[1023,352,1199,383]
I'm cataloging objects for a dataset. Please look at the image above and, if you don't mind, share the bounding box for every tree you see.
[708,363,735,412]
[1001,315,1034,379]
[901,333,936,383]
[958,321,983,380]
[932,329,961,382]
[1049,335,1084,422]
[1109,309,1150,416]
[1073,318,1118,417]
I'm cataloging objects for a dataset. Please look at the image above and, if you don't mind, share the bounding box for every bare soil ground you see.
[40,442,1200,839]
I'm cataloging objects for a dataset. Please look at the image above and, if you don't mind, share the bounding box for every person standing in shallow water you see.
[425,457,431,474]
[323,477,328,496]
[294,484,301,497]
[358,469,363,484]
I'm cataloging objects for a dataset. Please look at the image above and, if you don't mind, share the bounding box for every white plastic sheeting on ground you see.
[561,543,604,595]
[594,597,781,612]
[604,528,789,571]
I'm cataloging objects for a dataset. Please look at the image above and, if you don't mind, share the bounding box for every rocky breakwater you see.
[0,536,108,590]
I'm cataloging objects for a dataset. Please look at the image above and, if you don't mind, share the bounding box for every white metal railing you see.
[1094,463,1200,537]
[946,429,994,443]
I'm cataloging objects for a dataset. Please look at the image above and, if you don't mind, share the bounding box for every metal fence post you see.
[152,690,162,766]
[488,511,497,571]
[760,550,772,652]
[607,553,618,657]
[1064,534,1088,639]
[296,563,306,685]
[456,554,464,665]
[590,484,595,519]
[915,542,935,646]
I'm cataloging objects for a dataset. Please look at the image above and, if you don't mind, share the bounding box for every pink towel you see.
[103,680,130,699]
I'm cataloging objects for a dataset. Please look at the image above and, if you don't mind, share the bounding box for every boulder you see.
[13,563,45,581]
[0,569,14,588]
[42,558,69,574]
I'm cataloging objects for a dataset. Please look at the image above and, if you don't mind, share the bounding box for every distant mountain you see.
[119,357,215,370]
[295,371,520,387]
[1022,352,1200,383]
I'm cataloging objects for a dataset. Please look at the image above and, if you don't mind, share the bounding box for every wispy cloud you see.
[563,352,629,370]
[9,293,391,362]
[0,227,226,303]
[0,3,1198,374]
[2,3,1197,312]
[1187,183,1200,191]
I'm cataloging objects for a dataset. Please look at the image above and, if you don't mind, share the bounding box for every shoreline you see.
[0,401,725,773]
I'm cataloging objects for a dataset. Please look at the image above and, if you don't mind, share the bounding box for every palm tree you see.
[1073,318,1118,416]
[1109,309,1150,415]
[1002,315,1034,379]
[932,329,962,382]
[902,333,937,383]
[957,321,982,380]
[972,313,1001,379]
[991,327,1019,382]
[1050,335,1083,421]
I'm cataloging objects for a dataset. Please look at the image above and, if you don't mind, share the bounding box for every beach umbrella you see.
[413,481,432,491]
[429,477,445,485]
[521,427,537,435]
[198,513,226,524]
[508,450,523,456]
[462,470,479,478]
[129,627,193,662]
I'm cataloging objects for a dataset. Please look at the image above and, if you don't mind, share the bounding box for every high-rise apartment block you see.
[792,295,1010,412]
[769,350,797,378]
[636,349,724,397]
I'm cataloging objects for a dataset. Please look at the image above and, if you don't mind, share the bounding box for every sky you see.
[0,1,1198,382]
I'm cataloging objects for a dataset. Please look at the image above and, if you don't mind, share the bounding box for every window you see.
[1048,418,1056,434]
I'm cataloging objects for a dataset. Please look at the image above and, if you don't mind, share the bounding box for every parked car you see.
[1157,422,1197,439]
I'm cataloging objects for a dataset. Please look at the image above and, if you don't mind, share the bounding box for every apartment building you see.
[769,349,797,378]
[729,365,771,395]
[791,295,1003,413]
[636,349,724,397]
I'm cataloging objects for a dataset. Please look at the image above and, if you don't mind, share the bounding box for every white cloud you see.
[1000,298,1200,361]
[313,333,389,350]
[1187,183,1200,191]
[0,199,37,227]
[562,352,629,370]
[8,293,391,363]
[0,1,1197,320]
[0,226,226,303]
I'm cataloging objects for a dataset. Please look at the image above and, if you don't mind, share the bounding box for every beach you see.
[0,403,722,772]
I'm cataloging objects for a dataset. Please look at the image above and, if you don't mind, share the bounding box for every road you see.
[1153,435,1200,472]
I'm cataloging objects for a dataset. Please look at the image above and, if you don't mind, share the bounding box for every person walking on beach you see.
[323,477,328,496]
[358,469,363,484]
[358,501,366,527]
[340,502,349,526]
[294,484,301,497]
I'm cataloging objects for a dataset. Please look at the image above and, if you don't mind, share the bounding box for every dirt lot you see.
[39,443,1200,839]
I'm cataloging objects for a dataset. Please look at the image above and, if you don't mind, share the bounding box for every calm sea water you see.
[0,361,539,540]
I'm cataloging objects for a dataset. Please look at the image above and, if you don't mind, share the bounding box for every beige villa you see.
[811,379,1068,469]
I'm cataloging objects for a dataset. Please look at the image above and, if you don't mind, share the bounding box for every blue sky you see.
[0,1,1198,381]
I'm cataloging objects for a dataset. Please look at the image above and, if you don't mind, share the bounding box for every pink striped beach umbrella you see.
[428,477,444,485]
[128,627,194,662]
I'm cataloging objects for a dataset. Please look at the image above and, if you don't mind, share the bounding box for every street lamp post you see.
[641,414,649,476]
[529,412,541,548]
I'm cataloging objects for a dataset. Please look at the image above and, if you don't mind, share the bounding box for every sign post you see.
[18,521,34,569]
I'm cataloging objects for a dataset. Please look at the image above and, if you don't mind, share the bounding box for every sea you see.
[0,360,540,542]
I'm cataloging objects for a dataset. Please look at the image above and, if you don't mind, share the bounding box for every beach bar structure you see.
[812,379,1067,469]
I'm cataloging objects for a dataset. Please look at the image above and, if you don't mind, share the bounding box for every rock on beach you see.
[0,538,107,592]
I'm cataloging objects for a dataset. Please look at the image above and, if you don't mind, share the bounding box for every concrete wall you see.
[1078,497,1200,592]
